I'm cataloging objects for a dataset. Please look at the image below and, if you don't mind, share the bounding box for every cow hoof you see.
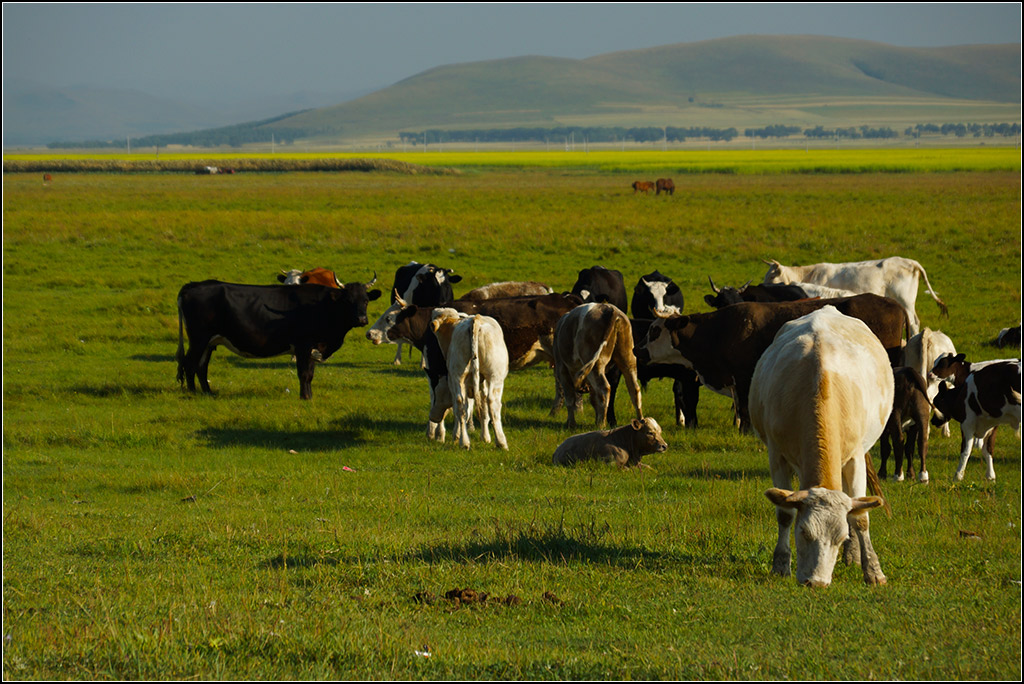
[892,473,904,482]
[918,471,929,483]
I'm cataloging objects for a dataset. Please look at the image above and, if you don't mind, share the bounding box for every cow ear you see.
[704,294,717,307]
[299,276,310,284]
[850,496,883,516]
[665,315,689,330]
[448,274,462,284]
[631,418,643,430]
[277,274,287,283]
[766,488,807,510]
[954,353,966,363]
[367,289,382,301]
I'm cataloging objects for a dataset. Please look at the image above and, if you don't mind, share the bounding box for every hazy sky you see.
[4,3,1021,105]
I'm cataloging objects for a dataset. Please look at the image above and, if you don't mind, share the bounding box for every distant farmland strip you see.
[1,157,459,175]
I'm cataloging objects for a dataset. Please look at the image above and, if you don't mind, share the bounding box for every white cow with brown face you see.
[763,256,947,336]
[750,306,894,587]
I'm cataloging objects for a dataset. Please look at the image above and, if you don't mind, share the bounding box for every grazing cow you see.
[996,325,1021,349]
[633,294,907,431]
[655,178,675,196]
[386,293,582,439]
[553,302,643,429]
[631,270,685,318]
[878,367,932,483]
[750,306,892,587]
[632,181,655,194]
[459,281,551,300]
[705,278,811,309]
[277,267,344,288]
[430,309,509,450]
[762,256,947,336]
[366,262,462,364]
[552,417,667,467]
[43,173,52,184]
[631,318,701,428]
[175,277,382,400]
[930,358,1021,481]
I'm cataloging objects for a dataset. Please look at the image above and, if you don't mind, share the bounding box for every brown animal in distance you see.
[655,178,675,195]
[632,181,655,194]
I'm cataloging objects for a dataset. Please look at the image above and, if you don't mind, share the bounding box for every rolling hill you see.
[264,35,1020,143]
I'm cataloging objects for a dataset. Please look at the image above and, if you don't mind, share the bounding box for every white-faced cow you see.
[553,302,643,429]
[634,294,906,431]
[763,256,946,336]
[631,271,685,318]
[366,262,462,364]
[750,306,893,587]
[176,277,382,400]
[930,356,1021,481]
[430,308,509,450]
[277,267,344,288]
[552,417,667,467]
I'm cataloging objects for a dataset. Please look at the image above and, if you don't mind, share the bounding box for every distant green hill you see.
[262,35,1019,143]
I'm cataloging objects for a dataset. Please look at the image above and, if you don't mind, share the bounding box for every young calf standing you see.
[552,417,668,467]
[431,308,509,450]
[879,367,932,483]
[749,306,892,587]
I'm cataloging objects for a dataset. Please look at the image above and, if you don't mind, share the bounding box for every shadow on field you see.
[69,383,166,398]
[196,425,367,451]
[679,465,769,481]
[130,353,176,363]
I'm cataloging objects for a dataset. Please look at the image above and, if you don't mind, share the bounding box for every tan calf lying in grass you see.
[552,417,667,467]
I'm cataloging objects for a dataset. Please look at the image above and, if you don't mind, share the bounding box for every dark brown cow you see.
[655,178,675,195]
[633,295,908,431]
[632,181,655,194]
[879,367,932,483]
[43,173,53,184]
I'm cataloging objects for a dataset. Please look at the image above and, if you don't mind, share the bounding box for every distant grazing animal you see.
[553,302,643,429]
[277,267,344,288]
[634,294,906,431]
[459,281,551,300]
[655,178,675,195]
[750,306,893,587]
[43,173,52,184]
[878,367,932,483]
[366,261,462,364]
[430,309,509,450]
[996,325,1021,349]
[763,256,946,336]
[552,417,667,467]
[632,181,655,194]
[195,166,221,175]
[175,277,381,400]
[930,356,1021,481]
[631,270,685,318]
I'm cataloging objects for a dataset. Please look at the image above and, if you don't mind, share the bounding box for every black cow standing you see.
[176,277,382,399]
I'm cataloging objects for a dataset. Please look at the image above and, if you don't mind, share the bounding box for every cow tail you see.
[914,260,948,318]
[470,317,482,399]
[175,296,186,386]
[864,452,892,518]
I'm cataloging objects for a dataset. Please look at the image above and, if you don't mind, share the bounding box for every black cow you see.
[631,270,685,318]
[633,295,908,431]
[366,261,462,364]
[631,318,701,428]
[704,277,810,309]
[878,367,932,483]
[571,266,627,311]
[176,277,382,400]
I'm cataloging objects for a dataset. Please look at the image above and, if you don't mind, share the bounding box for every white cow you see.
[430,308,509,450]
[763,256,947,336]
[750,306,893,587]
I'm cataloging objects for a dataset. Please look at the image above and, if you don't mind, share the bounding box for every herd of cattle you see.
[632,178,675,195]
[175,257,1021,586]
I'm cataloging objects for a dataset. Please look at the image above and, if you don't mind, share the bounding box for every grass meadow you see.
[2,152,1021,679]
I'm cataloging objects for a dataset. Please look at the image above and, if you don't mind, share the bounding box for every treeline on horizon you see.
[47,121,1021,150]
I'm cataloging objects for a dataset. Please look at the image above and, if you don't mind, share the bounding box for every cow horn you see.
[739,279,752,291]
[394,289,408,307]
[364,271,378,288]
[708,276,720,293]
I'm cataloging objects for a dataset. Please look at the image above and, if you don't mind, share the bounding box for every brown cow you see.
[655,178,675,195]
[632,181,655,194]
[553,302,643,429]
[277,268,344,288]
[553,417,667,467]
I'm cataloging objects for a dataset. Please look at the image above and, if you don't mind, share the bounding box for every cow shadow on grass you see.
[195,424,367,452]
[129,353,177,363]
[68,383,167,398]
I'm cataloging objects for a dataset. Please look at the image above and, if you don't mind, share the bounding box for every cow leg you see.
[675,372,700,429]
[604,365,622,427]
[902,423,916,480]
[953,422,977,481]
[182,341,213,394]
[849,510,887,585]
[878,423,893,480]
[892,417,906,482]
[392,342,404,366]
[619,367,644,425]
[768,453,795,577]
[294,350,315,400]
[978,428,997,481]
[488,379,508,450]
[586,368,611,428]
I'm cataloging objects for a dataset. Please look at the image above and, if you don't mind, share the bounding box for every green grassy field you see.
[2,157,1021,679]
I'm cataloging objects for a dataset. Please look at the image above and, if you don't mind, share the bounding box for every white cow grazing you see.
[430,308,509,450]
[750,306,894,587]
[763,256,947,336]
[902,328,957,437]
